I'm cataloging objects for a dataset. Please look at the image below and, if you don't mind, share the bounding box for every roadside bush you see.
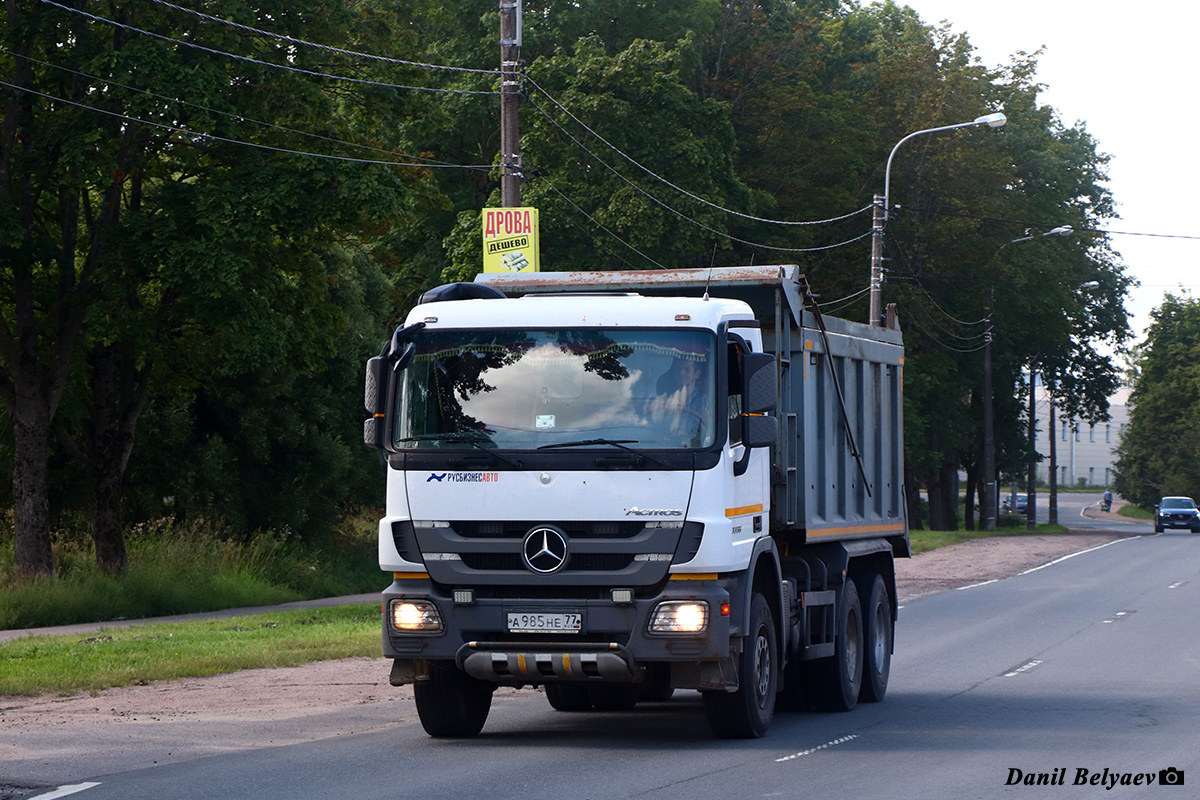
[0,511,385,630]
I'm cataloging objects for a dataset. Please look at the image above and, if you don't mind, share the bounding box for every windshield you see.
[1161,497,1196,509]
[396,328,717,451]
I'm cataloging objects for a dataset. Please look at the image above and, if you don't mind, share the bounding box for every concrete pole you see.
[869,194,885,326]
[500,0,522,207]
[982,318,996,531]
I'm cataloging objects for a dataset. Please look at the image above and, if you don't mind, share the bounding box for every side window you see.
[727,340,745,445]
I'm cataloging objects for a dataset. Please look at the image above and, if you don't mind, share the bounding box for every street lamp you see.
[1045,278,1100,526]
[982,224,1074,532]
[870,112,1008,326]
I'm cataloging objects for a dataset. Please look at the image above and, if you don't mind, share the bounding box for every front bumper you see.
[1157,514,1199,529]
[382,576,735,682]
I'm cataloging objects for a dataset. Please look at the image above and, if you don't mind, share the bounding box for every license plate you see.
[507,611,582,634]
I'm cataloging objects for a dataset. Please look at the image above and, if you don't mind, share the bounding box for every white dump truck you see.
[364,265,909,738]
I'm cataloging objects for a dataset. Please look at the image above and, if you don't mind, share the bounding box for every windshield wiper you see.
[397,432,523,469]
[537,438,670,467]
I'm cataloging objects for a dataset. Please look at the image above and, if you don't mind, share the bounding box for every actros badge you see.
[522,526,569,574]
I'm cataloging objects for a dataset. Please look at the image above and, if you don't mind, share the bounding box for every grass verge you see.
[0,603,380,696]
[909,522,1070,555]
[1119,504,1153,520]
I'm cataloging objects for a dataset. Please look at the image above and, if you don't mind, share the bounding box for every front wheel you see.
[703,592,777,738]
[545,683,593,712]
[413,661,494,737]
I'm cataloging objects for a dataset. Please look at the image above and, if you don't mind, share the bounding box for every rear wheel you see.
[545,683,593,711]
[703,592,777,738]
[853,572,892,703]
[413,661,493,737]
[810,579,863,712]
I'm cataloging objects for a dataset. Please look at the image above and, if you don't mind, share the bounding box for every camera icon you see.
[1160,768,1185,786]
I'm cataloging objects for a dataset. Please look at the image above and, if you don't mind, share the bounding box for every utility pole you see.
[1027,362,1037,530]
[499,0,522,207]
[868,194,885,326]
[981,317,995,531]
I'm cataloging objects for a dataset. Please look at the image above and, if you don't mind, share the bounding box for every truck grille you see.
[397,520,704,587]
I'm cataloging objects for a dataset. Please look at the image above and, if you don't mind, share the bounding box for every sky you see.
[896,0,1199,346]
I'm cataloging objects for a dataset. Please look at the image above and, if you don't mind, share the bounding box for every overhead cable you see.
[535,174,668,270]
[527,96,871,254]
[38,0,499,96]
[0,48,471,168]
[526,76,871,228]
[145,0,499,75]
[0,79,493,170]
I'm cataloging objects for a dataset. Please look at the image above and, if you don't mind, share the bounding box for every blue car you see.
[1154,496,1200,533]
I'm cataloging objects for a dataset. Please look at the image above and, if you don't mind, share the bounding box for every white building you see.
[1031,384,1128,488]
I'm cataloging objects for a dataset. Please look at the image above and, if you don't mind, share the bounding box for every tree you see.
[1114,294,1200,506]
[1,0,420,574]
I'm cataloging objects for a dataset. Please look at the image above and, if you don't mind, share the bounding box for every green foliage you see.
[0,514,383,630]
[1114,294,1200,505]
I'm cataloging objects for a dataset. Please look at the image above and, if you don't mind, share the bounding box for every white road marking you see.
[1169,581,1187,589]
[956,579,999,591]
[29,784,101,800]
[1019,536,1142,576]
[1004,660,1044,677]
[1102,611,1133,624]
[776,734,859,763]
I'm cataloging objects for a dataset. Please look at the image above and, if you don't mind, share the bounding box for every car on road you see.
[1002,493,1028,514]
[1154,496,1200,533]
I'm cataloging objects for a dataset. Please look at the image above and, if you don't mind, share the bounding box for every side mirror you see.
[742,352,777,414]
[364,339,418,451]
[742,413,778,449]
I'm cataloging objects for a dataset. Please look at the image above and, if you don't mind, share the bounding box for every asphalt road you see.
[14,526,1198,800]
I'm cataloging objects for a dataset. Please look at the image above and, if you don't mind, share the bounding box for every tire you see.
[588,684,641,711]
[545,683,593,711]
[1155,523,1164,533]
[639,664,675,702]
[853,572,892,703]
[703,592,777,738]
[810,579,863,712]
[413,661,493,737]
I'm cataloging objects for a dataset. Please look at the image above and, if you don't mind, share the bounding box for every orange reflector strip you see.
[670,573,718,581]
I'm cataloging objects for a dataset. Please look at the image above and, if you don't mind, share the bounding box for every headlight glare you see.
[390,599,443,632]
[649,600,709,633]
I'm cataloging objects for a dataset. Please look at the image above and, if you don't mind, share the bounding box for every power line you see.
[534,174,668,270]
[0,47,477,169]
[526,76,872,228]
[527,95,872,254]
[903,205,1200,241]
[145,0,498,76]
[38,0,500,96]
[0,79,493,170]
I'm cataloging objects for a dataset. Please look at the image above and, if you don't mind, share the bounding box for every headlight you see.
[649,601,709,633]
[389,599,443,632]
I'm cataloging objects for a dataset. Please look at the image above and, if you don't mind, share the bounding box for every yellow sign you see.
[482,207,539,273]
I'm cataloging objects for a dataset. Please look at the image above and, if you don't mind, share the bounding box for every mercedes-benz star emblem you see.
[522,526,568,574]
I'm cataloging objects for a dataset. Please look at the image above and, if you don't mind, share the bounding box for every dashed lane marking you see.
[776,734,860,763]
[29,784,101,800]
[1004,659,1044,677]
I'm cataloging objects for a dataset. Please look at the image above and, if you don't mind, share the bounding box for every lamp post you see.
[869,112,1007,326]
[1045,279,1100,526]
[982,225,1074,532]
